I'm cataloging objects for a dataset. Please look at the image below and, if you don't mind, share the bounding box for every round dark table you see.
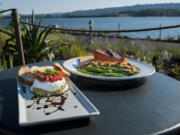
[0,61,180,135]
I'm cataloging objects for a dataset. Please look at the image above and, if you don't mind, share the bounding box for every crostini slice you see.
[54,63,70,78]
[17,66,34,85]
[30,66,40,75]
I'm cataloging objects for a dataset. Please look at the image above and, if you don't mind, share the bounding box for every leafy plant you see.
[55,37,85,59]
[171,64,180,75]
[165,35,175,41]
[0,10,62,66]
[21,11,55,63]
[146,35,151,40]
[0,54,7,69]
[0,27,16,67]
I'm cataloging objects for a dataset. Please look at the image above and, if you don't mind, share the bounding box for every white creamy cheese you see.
[31,78,67,92]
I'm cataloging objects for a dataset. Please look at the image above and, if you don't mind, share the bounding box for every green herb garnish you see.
[44,69,59,75]
[38,74,43,78]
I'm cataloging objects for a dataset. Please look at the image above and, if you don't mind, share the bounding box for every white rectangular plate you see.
[17,78,100,126]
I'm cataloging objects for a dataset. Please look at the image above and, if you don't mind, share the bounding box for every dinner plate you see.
[17,78,100,126]
[63,57,156,81]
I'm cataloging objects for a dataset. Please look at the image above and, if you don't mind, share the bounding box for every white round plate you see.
[63,57,156,81]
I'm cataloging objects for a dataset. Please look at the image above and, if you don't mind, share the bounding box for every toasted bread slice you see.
[17,66,34,85]
[54,63,70,78]
[30,66,40,75]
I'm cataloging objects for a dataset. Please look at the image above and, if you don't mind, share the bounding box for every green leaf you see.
[0,28,15,37]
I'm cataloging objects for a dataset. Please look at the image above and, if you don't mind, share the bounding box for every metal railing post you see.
[11,9,25,65]
[88,20,93,44]
[159,24,162,40]
[118,23,120,30]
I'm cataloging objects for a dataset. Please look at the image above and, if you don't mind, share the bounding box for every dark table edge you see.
[0,60,180,135]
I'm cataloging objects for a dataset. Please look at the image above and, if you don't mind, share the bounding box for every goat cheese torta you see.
[18,63,70,97]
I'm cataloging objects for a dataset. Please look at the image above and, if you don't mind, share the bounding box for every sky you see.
[0,0,180,14]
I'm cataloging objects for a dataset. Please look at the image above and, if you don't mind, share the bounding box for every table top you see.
[0,61,180,135]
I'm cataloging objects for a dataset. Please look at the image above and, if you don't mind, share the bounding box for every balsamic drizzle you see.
[26,93,72,115]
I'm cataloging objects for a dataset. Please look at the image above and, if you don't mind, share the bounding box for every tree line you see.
[61,8,180,17]
[120,8,180,17]
[2,8,180,19]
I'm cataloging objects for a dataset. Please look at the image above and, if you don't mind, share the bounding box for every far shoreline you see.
[2,16,180,19]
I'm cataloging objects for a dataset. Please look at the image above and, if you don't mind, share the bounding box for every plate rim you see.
[63,56,156,81]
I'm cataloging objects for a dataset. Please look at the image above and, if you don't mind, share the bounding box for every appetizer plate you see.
[17,78,100,126]
[63,57,156,81]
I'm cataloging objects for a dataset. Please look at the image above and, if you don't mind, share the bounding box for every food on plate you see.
[17,63,70,97]
[77,49,138,77]
[93,49,128,63]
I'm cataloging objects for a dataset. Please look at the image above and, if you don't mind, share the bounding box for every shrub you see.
[55,37,85,59]
[146,35,151,40]
[0,11,60,67]
[165,35,175,41]
[0,29,11,54]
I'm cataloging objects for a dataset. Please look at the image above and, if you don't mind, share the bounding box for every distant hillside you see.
[62,3,180,17]
[62,8,180,18]
[121,9,180,17]
[2,3,180,19]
